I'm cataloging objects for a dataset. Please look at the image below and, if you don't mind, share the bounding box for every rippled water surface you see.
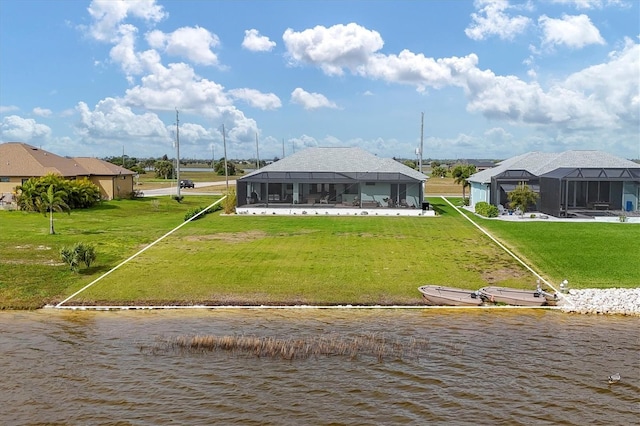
[1,309,638,425]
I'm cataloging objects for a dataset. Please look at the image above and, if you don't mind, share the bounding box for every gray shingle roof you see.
[469,150,640,184]
[244,147,427,181]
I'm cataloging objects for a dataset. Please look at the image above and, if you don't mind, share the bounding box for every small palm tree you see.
[37,184,70,235]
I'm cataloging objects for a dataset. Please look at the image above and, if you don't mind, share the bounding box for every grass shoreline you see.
[1,194,638,310]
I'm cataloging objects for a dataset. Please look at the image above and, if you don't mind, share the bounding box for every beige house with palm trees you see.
[0,142,135,205]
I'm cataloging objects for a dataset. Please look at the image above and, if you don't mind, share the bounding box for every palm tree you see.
[37,184,70,235]
[15,178,40,211]
[154,160,174,179]
[451,164,477,200]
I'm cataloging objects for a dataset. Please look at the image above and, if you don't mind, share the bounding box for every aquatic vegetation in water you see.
[146,333,431,362]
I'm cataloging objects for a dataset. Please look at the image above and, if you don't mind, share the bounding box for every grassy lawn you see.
[1,195,637,309]
[458,209,640,289]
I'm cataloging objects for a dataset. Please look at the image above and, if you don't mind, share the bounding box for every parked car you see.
[179,179,195,188]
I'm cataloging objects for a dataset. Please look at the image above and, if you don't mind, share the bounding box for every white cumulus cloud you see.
[86,0,166,42]
[283,23,384,76]
[33,107,52,117]
[228,88,282,110]
[290,88,338,110]
[76,98,169,140]
[0,105,19,114]
[123,62,232,115]
[465,0,532,41]
[0,115,52,141]
[460,40,639,130]
[146,26,220,66]
[173,122,214,145]
[242,29,276,52]
[539,14,605,49]
[563,38,639,125]
[362,51,479,91]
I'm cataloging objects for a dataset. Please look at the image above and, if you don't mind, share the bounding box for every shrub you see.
[508,182,538,215]
[127,189,144,199]
[77,243,96,268]
[16,174,101,211]
[475,201,499,218]
[184,207,205,221]
[222,187,237,214]
[60,242,96,272]
[184,204,222,221]
[60,247,79,272]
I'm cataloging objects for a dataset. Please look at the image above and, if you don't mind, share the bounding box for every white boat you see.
[418,285,483,306]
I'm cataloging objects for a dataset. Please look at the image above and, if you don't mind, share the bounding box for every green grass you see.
[0,196,637,309]
[460,210,640,288]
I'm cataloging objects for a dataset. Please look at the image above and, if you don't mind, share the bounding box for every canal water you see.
[1,309,638,425]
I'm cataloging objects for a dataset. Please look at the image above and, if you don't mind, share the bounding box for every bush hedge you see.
[184,204,221,221]
[16,174,101,211]
[475,201,499,218]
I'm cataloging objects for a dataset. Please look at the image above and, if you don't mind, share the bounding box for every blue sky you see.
[1,0,638,161]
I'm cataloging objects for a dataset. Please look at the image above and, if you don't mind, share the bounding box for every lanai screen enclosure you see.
[236,147,426,209]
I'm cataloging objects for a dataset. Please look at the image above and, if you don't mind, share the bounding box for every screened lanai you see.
[489,169,540,209]
[236,147,426,210]
[468,150,640,218]
[539,167,640,217]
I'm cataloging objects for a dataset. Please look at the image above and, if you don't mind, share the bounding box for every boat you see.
[418,285,483,306]
[478,286,548,306]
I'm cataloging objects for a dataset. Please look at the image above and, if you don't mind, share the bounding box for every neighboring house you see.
[236,147,427,210]
[0,142,135,202]
[468,150,640,217]
[456,159,496,172]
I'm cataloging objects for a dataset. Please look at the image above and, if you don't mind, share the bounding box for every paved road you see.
[141,180,236,197]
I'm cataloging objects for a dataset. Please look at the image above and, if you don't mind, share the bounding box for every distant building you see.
[0,142,135,202]
[236,147,427,213]
[468,150,640,217]
[457,159,496,172]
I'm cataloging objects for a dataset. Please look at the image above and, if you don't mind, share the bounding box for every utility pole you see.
[282,138,285,158]
[175,108,181,199]
[222,124,229,193]
[255,133,260,169]
[419,112,424,174]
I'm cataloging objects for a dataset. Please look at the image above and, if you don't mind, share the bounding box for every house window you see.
[365,182,375,186]
[0,177,9,182]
